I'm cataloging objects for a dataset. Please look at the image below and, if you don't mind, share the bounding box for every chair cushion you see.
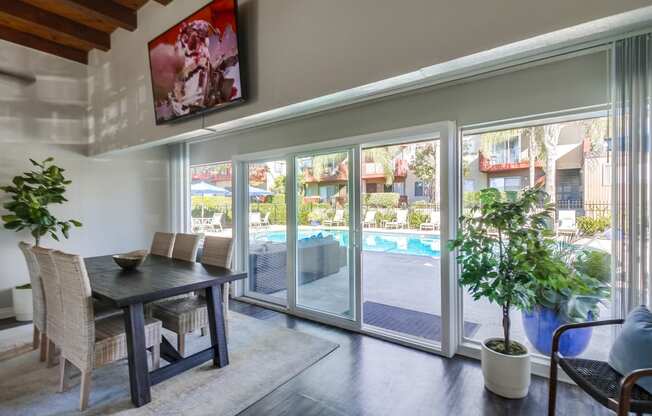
[608,305,652,394]
[150,296,208,334]
[94,315,161,368]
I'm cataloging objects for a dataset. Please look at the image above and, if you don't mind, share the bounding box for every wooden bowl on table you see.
[112,250,148,271]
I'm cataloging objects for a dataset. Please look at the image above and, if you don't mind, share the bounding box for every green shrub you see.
[463,191,481,208]
[408,210,429,229]
[576,216,610,236]
[298,204,311,225]
[378,210,395,225]
[191,195,233,224]
[574,249,611,283]
[367,192,400,208]
[271,194,285,205]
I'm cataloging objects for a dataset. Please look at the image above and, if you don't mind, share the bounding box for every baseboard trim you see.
[0,307,15,320]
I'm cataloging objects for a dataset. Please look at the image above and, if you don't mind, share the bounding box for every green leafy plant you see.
[1,158,82,245]
[448,186,560,355]
[576,215,611,236]
[367,192,400,208]
[408,210,429,229]
[533,245,610,323]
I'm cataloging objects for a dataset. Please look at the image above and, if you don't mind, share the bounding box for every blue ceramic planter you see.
[522,306,593,357]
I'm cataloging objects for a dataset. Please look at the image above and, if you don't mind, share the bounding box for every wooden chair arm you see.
[617,368,652,416]
[552,319,624,357]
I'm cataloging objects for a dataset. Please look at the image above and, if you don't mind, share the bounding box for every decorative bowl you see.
[112,250,148,271]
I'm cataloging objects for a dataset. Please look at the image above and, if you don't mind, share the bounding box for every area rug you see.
[0,323,33,362]
[363,301,480,341]
[0,312,338,416]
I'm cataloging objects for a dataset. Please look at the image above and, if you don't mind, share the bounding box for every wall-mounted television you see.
[147,0,244,125]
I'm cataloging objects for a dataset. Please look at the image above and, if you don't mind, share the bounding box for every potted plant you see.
[11,283,33,321]
[1,158,82,320]
[449,186,560,399]
[522,246,610,357]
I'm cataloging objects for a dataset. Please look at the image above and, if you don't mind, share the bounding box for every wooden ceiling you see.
[0,0,173,64]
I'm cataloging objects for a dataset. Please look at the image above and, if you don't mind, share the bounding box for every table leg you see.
[123,303,151,407]
[205,284,229,367]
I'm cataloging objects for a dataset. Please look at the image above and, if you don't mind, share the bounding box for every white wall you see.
[87,0,650,154]
[0,144,170,312]
[0,41,170,313]
[190,51,609,165]
[0,40,87,145]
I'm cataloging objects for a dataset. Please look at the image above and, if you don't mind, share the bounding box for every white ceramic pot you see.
[12,287,33,322]
[481,337,531,399]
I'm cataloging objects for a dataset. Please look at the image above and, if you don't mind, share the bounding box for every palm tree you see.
[363,147,399,186]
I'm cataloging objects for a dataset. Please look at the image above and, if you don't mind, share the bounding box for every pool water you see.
[253,229,441,257]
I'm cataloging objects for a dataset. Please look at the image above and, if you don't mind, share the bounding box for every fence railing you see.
[555,200,610,219]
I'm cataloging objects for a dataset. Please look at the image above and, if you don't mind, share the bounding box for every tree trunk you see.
[503,305,511,353]
[543,124,562,203]
[528,128,536,187]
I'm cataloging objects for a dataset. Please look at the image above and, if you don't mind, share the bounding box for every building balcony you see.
[478,152,542,173]
[361,159,409,180]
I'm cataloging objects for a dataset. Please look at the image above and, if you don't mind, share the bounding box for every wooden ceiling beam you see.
[0,2,110,51]
[112,0,150,11]
[0,24,87,64]
[50,0,137,31]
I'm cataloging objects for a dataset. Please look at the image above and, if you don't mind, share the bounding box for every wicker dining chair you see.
[171,233,201,261]
[53,251,162,411]
[150,232,175,257]
[32,246,123,368]
[18,242,47,362]
[549,319,652,416]
[31,246,64,368]
[151,236,233,356]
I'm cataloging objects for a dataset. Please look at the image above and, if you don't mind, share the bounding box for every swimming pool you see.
[253,229,441,257]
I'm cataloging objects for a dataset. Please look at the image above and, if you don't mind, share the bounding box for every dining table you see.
[84,254,247,407]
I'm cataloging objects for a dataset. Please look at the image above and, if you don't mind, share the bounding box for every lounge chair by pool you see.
[385,209,408,229]
[420,211,440,231]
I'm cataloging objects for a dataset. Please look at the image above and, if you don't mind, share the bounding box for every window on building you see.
[366,182,378,193]
[414,181,424,197]
[489,176,521,192]
[490,135,520,164]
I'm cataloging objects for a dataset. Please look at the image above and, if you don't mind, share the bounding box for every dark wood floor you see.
[0,303,610,415]
[229,300,610,416]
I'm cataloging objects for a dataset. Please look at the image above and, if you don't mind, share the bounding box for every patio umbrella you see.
[248,185,272,197]
[191,182,231,218]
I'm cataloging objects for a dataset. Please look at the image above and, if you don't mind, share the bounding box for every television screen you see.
[147,0,243,124]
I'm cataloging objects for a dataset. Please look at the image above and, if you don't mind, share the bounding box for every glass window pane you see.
[190,162,232,236]
[361,139,442,344]
[461,117,613,360]
[295,151,353,318]
[247,160,287,301]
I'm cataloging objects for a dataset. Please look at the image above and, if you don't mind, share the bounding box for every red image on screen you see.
[148,0,243,124]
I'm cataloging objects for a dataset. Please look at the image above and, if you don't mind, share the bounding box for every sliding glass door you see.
[360,139,444,346]
[294,149,355,320]
[236,122,455,354]
[244,159,288,304]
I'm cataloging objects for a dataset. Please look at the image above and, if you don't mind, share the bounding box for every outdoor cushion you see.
[608,305,652,394]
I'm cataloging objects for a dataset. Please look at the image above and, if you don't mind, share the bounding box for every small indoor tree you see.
[449,185,559,354]
[1,158,82,246]
[449,185,565,398]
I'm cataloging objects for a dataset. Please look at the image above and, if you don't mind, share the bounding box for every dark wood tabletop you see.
[84,254,246,307]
